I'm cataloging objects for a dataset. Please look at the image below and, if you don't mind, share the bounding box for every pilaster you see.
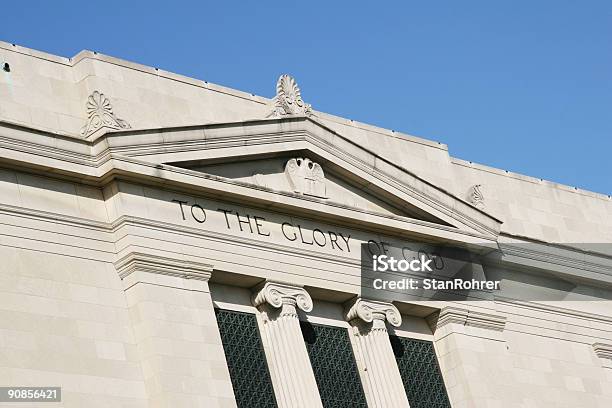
[429,305,508,408]
[115,252,236,408]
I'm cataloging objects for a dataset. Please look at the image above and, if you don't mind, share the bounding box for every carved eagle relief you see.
[285,158,326,198]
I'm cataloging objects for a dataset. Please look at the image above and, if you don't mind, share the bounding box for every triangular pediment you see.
[170,154,448,224]
[95,116,502,240]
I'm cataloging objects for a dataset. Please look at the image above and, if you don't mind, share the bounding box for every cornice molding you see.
[465,309,507,332]
[251,281,313,313]
[498,243,612,281]
[0,193,611,295]
[593,343,612,362]
[495,297,612,325]
[114,251,212,280]
[344,298,402,328]
[593,343,612,369]
[428,306,506,333]
[0,202,611,294]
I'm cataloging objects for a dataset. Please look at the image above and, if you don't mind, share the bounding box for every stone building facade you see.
[0,41,611,407]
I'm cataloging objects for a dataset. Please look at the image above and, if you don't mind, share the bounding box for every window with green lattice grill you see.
[215,309,278,408]
[300,321,367,408]
[390,335,452,408]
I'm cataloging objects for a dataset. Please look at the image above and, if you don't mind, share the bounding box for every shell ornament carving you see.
[80,91,131,137]
[269,74,312,117]
[285,158,326,198]
[468,184,485,209]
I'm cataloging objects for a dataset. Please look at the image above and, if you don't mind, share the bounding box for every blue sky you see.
[2,1,611,194]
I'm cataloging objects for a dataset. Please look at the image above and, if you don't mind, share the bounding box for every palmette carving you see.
[269,74,312,117]
[80,91,131,137]
[285,157,326,198]
[468,184,485,208]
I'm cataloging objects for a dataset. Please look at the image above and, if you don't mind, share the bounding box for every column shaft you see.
[253,282,323,408]
[346,298,410,408]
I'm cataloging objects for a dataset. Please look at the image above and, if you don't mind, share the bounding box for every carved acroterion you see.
[80,90,131,137]
[467,184,485,209]
[269,74,312,117]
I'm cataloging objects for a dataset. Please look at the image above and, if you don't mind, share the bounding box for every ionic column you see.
[345,298,410,408]
[252,281,323,408]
